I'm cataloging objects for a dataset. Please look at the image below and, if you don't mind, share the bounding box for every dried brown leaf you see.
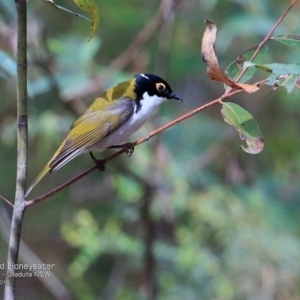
[201,19,259,93]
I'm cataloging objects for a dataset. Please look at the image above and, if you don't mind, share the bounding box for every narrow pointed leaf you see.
[271,34,300,49]
[221,102,264,154]
[73,0,99,41]
[43,0,91,23]
[244,62,300,75]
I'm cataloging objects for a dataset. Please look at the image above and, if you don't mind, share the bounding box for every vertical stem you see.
[141,186,157,300]
[4,0,28,299]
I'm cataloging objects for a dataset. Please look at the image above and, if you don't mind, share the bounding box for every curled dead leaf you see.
[239,134,264,154]
[201,19,259,93]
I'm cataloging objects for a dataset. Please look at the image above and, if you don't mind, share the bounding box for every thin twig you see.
[226,0,298,92]
[0,195,14,208]
[26,166,97,206]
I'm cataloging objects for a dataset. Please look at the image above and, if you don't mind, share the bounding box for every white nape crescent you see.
[141,74,150,80]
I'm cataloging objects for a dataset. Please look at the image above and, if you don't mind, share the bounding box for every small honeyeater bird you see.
[26,74,183,196]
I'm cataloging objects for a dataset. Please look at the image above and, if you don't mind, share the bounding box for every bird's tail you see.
[25,164,51,198]
[25,140,85,197]
[25,141,67,198]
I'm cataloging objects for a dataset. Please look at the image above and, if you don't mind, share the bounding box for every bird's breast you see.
[90,93,166,151]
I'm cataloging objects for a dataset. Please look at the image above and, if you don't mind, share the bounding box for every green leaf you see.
[43,0,91,23]
[225,45,268,88]
[280,74,298,93]
[244,62,300,93]
[244,62,300,75]
[271,34,300,49]
[73,0,100,41]
[266,73,298,94]
[221,102,264,154]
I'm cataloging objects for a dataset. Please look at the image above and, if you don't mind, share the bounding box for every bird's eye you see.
[156,83,166,92]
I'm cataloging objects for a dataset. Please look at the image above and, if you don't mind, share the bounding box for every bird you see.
[26,73,183,196]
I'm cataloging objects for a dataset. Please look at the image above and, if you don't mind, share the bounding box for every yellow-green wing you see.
[49,96,135,172]
[26,81,137,197]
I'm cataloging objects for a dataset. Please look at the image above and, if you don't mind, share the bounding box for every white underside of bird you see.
[92,92,166,149]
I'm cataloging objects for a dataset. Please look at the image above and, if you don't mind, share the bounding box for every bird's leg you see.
[108,142,135,157]
[89,152,105,171]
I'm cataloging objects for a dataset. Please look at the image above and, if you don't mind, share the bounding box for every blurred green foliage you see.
[1,0,300,299]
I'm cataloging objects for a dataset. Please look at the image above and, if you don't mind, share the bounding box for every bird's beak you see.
[169,92,184,102]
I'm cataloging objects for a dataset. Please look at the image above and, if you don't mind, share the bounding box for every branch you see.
[0,195,14,208]
[226,0,298,92]
[4,0,28,299]
[25,89,242,207]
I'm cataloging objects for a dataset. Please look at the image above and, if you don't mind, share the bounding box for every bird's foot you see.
[123,143,134,157]
[108,143,135,157]
[89,152,105,171]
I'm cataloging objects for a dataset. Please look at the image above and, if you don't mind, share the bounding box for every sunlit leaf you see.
[271,34,300,48]
[73,0,99,41]
[221,102,264,154]
[201,19,259,93]
[225,45,268,86]
[244,62,300,93]
[244,62,300,75]
[267,73,298,93]
[279,74,297,93]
